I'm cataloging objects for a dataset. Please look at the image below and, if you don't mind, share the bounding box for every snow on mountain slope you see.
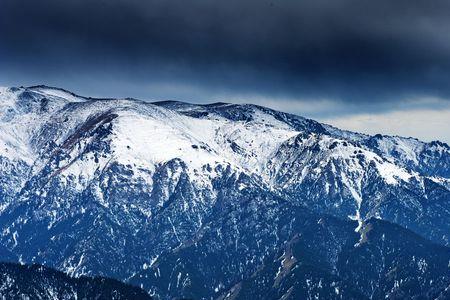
[0,86,434,188]
[0,85,448,211]
[110,100,301,185]
[0,87,37,163]
[31,85,88,103]
[0,86,449,299]
[372,135,423,164]
[1,87,301,192]
[0,86,448,222]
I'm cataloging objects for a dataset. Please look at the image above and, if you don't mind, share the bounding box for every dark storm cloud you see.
[1,0,450,103]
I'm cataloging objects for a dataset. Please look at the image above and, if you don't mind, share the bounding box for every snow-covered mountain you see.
[0,85,449,299]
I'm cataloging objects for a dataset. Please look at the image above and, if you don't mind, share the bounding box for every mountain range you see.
[0,85,449,299]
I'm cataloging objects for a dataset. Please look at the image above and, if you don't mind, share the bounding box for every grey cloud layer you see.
[1,0,450,103]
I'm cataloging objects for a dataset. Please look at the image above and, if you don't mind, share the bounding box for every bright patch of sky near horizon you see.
[321,109,450,143]
[213,94,450,143]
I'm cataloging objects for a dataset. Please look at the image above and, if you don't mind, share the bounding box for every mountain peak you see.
[0,85,449,299]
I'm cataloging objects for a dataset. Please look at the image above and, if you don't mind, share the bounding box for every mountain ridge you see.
[0,261,151,299]
[0,85,449,299]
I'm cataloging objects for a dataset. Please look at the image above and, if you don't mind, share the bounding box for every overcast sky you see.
[0,0,449,142]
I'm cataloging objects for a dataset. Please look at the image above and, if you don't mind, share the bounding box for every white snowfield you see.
[0,86,448,206]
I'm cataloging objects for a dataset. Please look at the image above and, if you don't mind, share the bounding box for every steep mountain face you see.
[0,85,449,299]
[236,218,450,300]
[0,262,151,299]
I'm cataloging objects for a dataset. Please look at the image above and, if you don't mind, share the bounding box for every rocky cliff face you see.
[0,86,449,299]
